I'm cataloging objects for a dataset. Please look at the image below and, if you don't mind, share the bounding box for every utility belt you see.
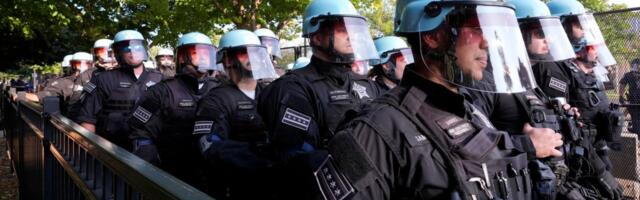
[459,153,532,200]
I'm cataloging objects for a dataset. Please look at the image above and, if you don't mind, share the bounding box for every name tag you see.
[237,101,254,110]
[179,99,195,107]
[119,82,132,88]
[329,90,350,102]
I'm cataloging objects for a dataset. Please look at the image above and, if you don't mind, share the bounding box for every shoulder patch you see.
[193,121,214,135]
[84,82,96,93]
[132,106,152,123]
[281,107,311,131]
[314,155,355,200]
[549,77,567,94]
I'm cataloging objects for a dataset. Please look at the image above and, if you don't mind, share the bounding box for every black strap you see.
[373,87,473,200]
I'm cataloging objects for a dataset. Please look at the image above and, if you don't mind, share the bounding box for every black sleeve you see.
[36,78,66,102]
[466,89,496,117]
[76,74,105,124]
[257,77,321,151]
[128,84,166,140]
[194,87,233,138]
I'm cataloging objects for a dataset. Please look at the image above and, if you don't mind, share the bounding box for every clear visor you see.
[399,48,415,65]
[93,47,116,63]
[221,46,279,81]
[177,44,219,73]
[593,62,610,82]
[260,37,281,58]
[352,60,374,75]
[520,18,576,62]
[71,60,93,73]
[418,5,537,93]
[113,40,148,67]
[316,17,379,63]
[563,13,616,66]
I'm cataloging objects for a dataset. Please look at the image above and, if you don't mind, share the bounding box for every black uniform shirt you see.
[324,66,534,200]
[257,56,382,152]
[77,67,163,125]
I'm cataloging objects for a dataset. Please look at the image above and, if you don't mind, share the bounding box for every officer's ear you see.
[422,32,442,50]
[311,33,324,47]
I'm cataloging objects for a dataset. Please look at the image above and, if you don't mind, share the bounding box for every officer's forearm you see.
[81,122,96,133]
[25,93,40,102]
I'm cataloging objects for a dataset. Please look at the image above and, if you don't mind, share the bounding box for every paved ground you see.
[0,131,18,200]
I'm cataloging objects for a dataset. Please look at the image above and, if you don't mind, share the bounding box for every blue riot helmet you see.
[509,0,575,63]
[62,54,73,68]
[397,0,537,94]
[176,32,219,74]
[254,28,282,59]
[112,30,148,68]
[548,0,616,67]
[303,0,379,64]
[292,57,311,70]
[218,29,279,81]
[371,36,414,83]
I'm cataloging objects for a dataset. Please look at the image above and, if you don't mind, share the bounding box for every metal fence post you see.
[42,96,60,200]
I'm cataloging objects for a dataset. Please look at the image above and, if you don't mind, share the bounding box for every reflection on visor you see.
[520,18,576,62]
[179,44,218,72]
[417,5,537,94]
[123,45,145,53]
[317,17,379,63]
[352,60,372,75]
[94,47,109,58]
[260,37,281,58]
[222,46,278,80]
[400,49,414,64]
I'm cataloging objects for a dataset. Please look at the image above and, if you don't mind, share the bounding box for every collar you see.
[119,67,150,82]
[400,64,467,117]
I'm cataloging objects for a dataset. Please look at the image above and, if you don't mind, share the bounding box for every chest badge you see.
[352,82,369,99]
[146,81,157,87]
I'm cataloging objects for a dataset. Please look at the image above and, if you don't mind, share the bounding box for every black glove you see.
[133,143,160,166]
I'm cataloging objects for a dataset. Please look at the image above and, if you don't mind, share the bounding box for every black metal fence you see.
[1,88,214,200]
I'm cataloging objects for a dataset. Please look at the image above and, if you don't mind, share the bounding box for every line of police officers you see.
[16,0,626,199]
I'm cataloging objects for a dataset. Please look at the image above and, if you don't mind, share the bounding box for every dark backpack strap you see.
[373,87,473,200]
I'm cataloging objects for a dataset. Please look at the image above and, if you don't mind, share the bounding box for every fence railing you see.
[1,87,214,200]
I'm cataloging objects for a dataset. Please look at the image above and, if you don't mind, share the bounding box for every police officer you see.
[128,32,220,190]
[257,0,382,160]
[193,29,277,199]
[254,28,283,84]
[22,52,93,119]
[78,30,163,150]
[468,0,579,198]
[61,54,74,76]
[619,58,640,133]
[155,48,176,78]
[369,36,413,91]
[544,0,624,198]
[321,0,567,199]
[92,38,118,71]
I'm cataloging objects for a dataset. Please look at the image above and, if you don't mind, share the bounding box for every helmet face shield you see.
[93,47,116,64]
[177,44,219,73]
[221,46,279,81]
[113,40,148,67]
[313,17,379,63]
[352,60,373,75]
[71,60,93,73]
[562,13,616,66]
[418,4,537,93]
[260,36,281,58]
[520,17,575,62]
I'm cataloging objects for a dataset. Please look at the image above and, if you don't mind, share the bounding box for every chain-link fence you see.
[595,7,640,199]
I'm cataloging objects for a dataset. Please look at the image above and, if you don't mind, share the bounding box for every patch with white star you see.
[352,82,369,99]
[281,107,311,131]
